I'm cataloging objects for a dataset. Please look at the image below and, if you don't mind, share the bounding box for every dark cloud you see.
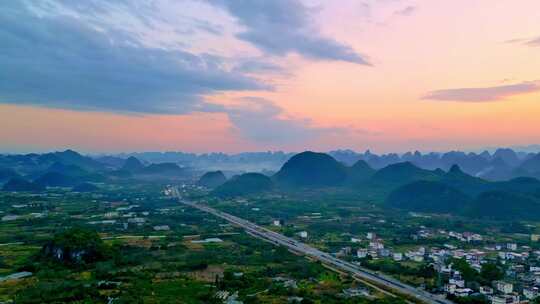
[423,81,540,102]
[208,0,371,65]
[0,1,358,146]
[232,59,287,75]
[0,2,269,114]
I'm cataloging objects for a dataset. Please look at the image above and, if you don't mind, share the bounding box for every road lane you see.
[171,188,452,304]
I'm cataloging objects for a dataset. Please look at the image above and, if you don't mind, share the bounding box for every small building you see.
[523,287,538,300]
[298,231,308,238]
[103,212,119,218]
[342,287,370,298]
[444,284,456,294]
[449,278,465,288]
[412,255,424,262]
[480,286,493,295]
[455,288,473,297]
[351,237,361,243]
[393,252,403,261]
[507,243,517,251]
[379,248,391,257]
[341,247,352,255]
[153,225,170,231]
[272,220,281,227]
[127,217,145,224]
[495,281,513,294]
[369,241,384,250]
[191,238,223,244]
[357,249,368,258]
[463,232,483,242]
[491,294,519,304]
[1,215,20,222]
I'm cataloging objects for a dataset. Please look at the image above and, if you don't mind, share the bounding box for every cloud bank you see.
[208,0,371,65]
[0,2,271,114]
[0,1,369,146]
[423,81,540,102]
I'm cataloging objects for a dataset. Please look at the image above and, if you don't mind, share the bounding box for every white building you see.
[298,231,308,238]
[1,215,20,222]
[449,278,465,288]
[495,281,513,294]
[379,248,390,257]
[103,212,119,218]
[479,286,493,295]
[455,288,473,297]
[357,249,368,258]
[127,217,145,224]
[153,225,170,231]
[369,242,384,250]
[444,284,456,294]
[393,252,403,261]
[491,295,519,304]
[506,243,517,251]
[530,266,540,272]
[412,255,424,262]
[523,287,538,300]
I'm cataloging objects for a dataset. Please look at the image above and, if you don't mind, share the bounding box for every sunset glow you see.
[1,0,540,153]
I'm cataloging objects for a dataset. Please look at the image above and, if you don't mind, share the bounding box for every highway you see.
[171,187,452,304]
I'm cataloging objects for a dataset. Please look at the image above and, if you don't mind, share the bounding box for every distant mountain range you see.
[208,150,540,221]
[2,148,540,221]
[4,147,539,181]
[111,148,540,181]
[328,148,540,181]
[0,150,191,191]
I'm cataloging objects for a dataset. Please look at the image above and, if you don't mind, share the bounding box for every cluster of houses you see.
[1,201,48,222]
[434,236,540,303]
[332,230,540,304]
[87,202,173,232]
[350,232,409,262]
[215,291,243,304]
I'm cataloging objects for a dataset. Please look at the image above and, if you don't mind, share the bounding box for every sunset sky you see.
[1,0,540,154]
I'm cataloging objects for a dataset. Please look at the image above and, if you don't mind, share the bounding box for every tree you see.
[452,258,479,283]
[480,263,503,282]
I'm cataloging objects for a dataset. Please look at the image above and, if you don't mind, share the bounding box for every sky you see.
[1,0,540,154]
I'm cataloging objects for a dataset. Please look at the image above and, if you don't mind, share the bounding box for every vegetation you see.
[467,190,540,220]
[371,162,439,185]
[274,151,348,187]
[3,149,540,303]
[2,177,44,192]
[39,227,112,265]
[198,170,227,188]
[386,180,471,213]
[212,173,273,197]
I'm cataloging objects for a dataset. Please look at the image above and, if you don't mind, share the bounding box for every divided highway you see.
[171,188,452,304]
